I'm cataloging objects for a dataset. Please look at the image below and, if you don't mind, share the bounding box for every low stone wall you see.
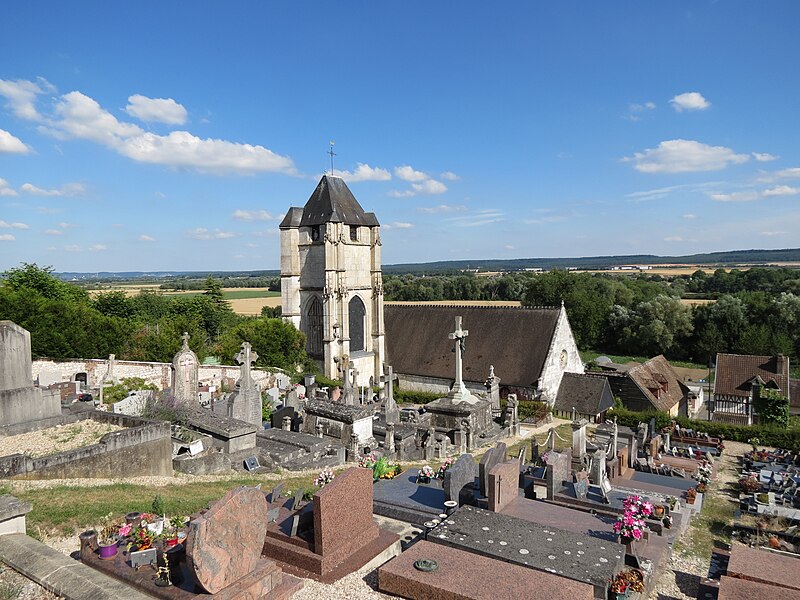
[396,373,486,396]
[0,411,172,480]
[32,358,278,390]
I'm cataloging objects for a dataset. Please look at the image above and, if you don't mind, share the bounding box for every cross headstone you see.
[172,332,199,404]
[383,364,400,425]
[447,316,474,403]
[340,357,356,406]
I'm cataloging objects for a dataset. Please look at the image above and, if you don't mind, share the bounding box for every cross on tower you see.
[447,316,473,402]
[328,141,336,176]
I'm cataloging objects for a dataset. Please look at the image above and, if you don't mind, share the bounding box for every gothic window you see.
[350,225,358,241]
[349,296,366,352]
[311,225,320,241]
[303,296,324,356]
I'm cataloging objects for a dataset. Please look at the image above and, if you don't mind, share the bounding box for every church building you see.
[280,175,385,387]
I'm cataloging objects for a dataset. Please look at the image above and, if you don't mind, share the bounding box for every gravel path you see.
[0,421,124,458]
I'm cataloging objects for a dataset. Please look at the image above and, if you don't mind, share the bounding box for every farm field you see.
[86,286,280,316]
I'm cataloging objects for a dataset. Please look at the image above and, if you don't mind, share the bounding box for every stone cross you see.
[340,357,356,406]
[181,331,190,348]
[449,317,469,392]
[386,423,395,453]
[384,364,400,425]
[235,342,258,386]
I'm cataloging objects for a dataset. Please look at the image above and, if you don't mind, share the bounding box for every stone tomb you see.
[262,467,400,583]
[302,400,375,454]
[182,407,257,454]
[429,505,624,598]
[0,321,61,428]
[373,468,446,525]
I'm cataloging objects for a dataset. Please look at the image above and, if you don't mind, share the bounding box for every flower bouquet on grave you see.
[373,456,402,480]
[314,466,335,488]
[358,452,378,469]
[610,569,644,598]
[686,487,697,504]
[128,523,156,552]
[436,458,454,479]
[739,475,761,494]
[417,465,435,484]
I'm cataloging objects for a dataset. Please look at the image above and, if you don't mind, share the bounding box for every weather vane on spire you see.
[328,141,336,176]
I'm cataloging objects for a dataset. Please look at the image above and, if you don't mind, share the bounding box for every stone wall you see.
[32,358,278,391]
[395,373,487,397]
[538,305,584,406]
[0,411,172,480]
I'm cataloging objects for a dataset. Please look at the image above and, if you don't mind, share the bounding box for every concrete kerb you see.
[0,533,152,600]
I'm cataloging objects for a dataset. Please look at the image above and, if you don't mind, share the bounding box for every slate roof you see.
[553,373,615,416]
[713,353,790,399]
[281,175,379,228]
[384,304,561,388]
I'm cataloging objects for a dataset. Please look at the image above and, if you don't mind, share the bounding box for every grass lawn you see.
[580,350,706,370]
[506,423,574,459]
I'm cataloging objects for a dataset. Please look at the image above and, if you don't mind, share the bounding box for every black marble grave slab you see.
[373,469,445,525]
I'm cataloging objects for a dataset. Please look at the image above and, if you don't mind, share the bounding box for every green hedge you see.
[500,399,550,422]
[394,388,442,405]
[609,407,800,451]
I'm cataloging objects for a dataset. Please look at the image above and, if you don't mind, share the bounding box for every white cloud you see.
[709,185,800,202]
[752,152,778,162]
[775,167,800,179]
[0,129,30,154]
[0,234,15,241]
[440,171,460,181]
[623,139,748,173]
[185,227,237,240]
[232,209,274,221]
[394,165,429,182]
[383,221,414,230]
[523,215,567,225]
[761,231,786,236]
[338,163,391,182]
[0,178,18,197]
[46,91,143,147]
[21,182,85,197]
[0,78,50,120]
[119,131,295,175]
[670,92,711,112]
[45,229,63,235]
[417,204,467,214]
[447,210,504,227]
[58,222,76,229]
[625,101,656,121]
[64,244,81,252]
[0,220,28,229]
[125,94,188,125]
[89,244,107,251]
[683,213,697,219]
[664,236,684,242]
[139,234,155,241]
[390,179,448,197]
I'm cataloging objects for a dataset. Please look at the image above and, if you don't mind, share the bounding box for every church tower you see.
[280,175,385,387]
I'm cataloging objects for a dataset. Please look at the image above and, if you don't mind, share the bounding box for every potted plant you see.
[666,496,677,510]
[609,569,644,599]
[662,515,673,529]
[696,482,707,494]
[165,515,185,548]
[686,487,697,505]
[739,476,760,494]
[436,458,454,479]
[417,465,435,484]
[98,525,121,560]
[653,504,665,518]
[128,524,155,552]
[613,495,652,546]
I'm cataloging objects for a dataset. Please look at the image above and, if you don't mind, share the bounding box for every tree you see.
[2,263,89,303]
[754,389,789,427]
[217,317,308,373]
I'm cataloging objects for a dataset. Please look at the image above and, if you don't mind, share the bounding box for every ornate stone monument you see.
[171,332,199,404]
[213,342,262,426]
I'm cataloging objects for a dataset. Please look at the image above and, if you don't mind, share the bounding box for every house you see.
[552,373,615,423]
[712,353,791,425]
[589,355,689,416]
[384,303,583,404]
[791,379,800,417]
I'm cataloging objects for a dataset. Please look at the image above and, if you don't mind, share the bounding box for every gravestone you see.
[590,447,606,485]
[385,423,396,453]
[0,321,61,426]
[383,364,400,425]
[487,458,521,512]
[313,467,378,564]
[340,359,357,406]
[284,389,300,410]
[545,448,572,498]
[637,422,648,448]
[185,486,268,594]
[484,364,501,412]
[571,418,588,471]
[291,488,303,511]
[574,470,589,500]
[270,482,285,503]
[479,442,507,497]
[649,434,662,458]
[271,405,298,431]
[214,342,262,427]
[443,453,478,505]
[275,373,291,389]
[617,447,629,476]
[265,386,280,406]
[172,332,199,404]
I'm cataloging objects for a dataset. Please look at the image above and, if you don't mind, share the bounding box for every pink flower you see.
[632,529,642,540]
[118,523,132,537]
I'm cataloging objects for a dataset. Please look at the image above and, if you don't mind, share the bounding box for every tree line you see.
[0,263,308,373]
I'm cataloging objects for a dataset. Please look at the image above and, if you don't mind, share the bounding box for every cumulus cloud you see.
[125,94,188,125]
[337,163,391,182]
[623,139,748,173]
[0,234,15,241]
[625,101,656,121]
[417,204,467,214]
[664,236,685,242]
[89,244,107,251]
[46,91,143,147]
[752,152,778,162]
[0,129,29,154]
[0,220,29,229]
[119,131,295,175]
[708,185,800,202]
[440,171,460,181]
[21,182,85,196]
[232,209,274,221]
[394,165,429,182]
[775,167,800,179]
[138,234,155,241]
[185,227,237,240]
[0,78,51,120]
[45,229,63,235]
[390,179,448,197]
[683,213,697,219]
[670,92,711,112]
[0,178,18,197]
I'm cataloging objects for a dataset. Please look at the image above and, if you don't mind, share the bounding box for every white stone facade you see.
[537,304,585,405]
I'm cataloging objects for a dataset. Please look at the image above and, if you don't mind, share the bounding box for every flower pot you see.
[125,512,142,525]
[98,542,118,560]
[417,476,431,484]
[614,592,630,600]
[654,506,664,517]
[620,535,635,547]
[165,537,179,549]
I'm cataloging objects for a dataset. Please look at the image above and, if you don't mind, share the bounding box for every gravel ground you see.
[649,440,750,600]
[0,565,59,600]
[0,421,124,458]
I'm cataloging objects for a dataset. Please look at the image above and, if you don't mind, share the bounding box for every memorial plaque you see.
[130,547,157,569]
[574,479,589,500]
[243,456,260,471]
[189,439,204,456]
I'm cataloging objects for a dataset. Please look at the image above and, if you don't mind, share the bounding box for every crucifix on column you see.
[447,316,472,403]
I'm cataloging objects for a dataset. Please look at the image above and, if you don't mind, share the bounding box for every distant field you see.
[386,300,522,306]
[680,298,715,306]
[573,264,728,277]
[86,286,280,316]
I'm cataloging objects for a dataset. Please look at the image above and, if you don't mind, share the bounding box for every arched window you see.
[303,296,324,356]
[349,296,366,352]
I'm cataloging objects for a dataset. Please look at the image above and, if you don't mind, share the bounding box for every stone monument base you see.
[425,396,494,435]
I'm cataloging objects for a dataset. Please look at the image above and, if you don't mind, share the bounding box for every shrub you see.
[394,388,441,404]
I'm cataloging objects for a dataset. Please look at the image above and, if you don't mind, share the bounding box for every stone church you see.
[280,175,385,387]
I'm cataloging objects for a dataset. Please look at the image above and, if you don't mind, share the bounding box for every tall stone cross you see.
[181,331,190,349]
[447,316,471,402]
[235,342,258,388]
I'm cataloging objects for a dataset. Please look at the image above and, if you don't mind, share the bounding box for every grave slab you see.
[373,469,445,524]
[428,505,624,597]
[378,540,594,600]
[726,543,800,592]
[719,575,800,600]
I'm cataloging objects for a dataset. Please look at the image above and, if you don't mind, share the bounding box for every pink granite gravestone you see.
[488,458,521,512]
[185,486,269,593]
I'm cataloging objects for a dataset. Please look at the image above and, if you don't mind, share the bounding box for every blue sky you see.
[1,1,799,272]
